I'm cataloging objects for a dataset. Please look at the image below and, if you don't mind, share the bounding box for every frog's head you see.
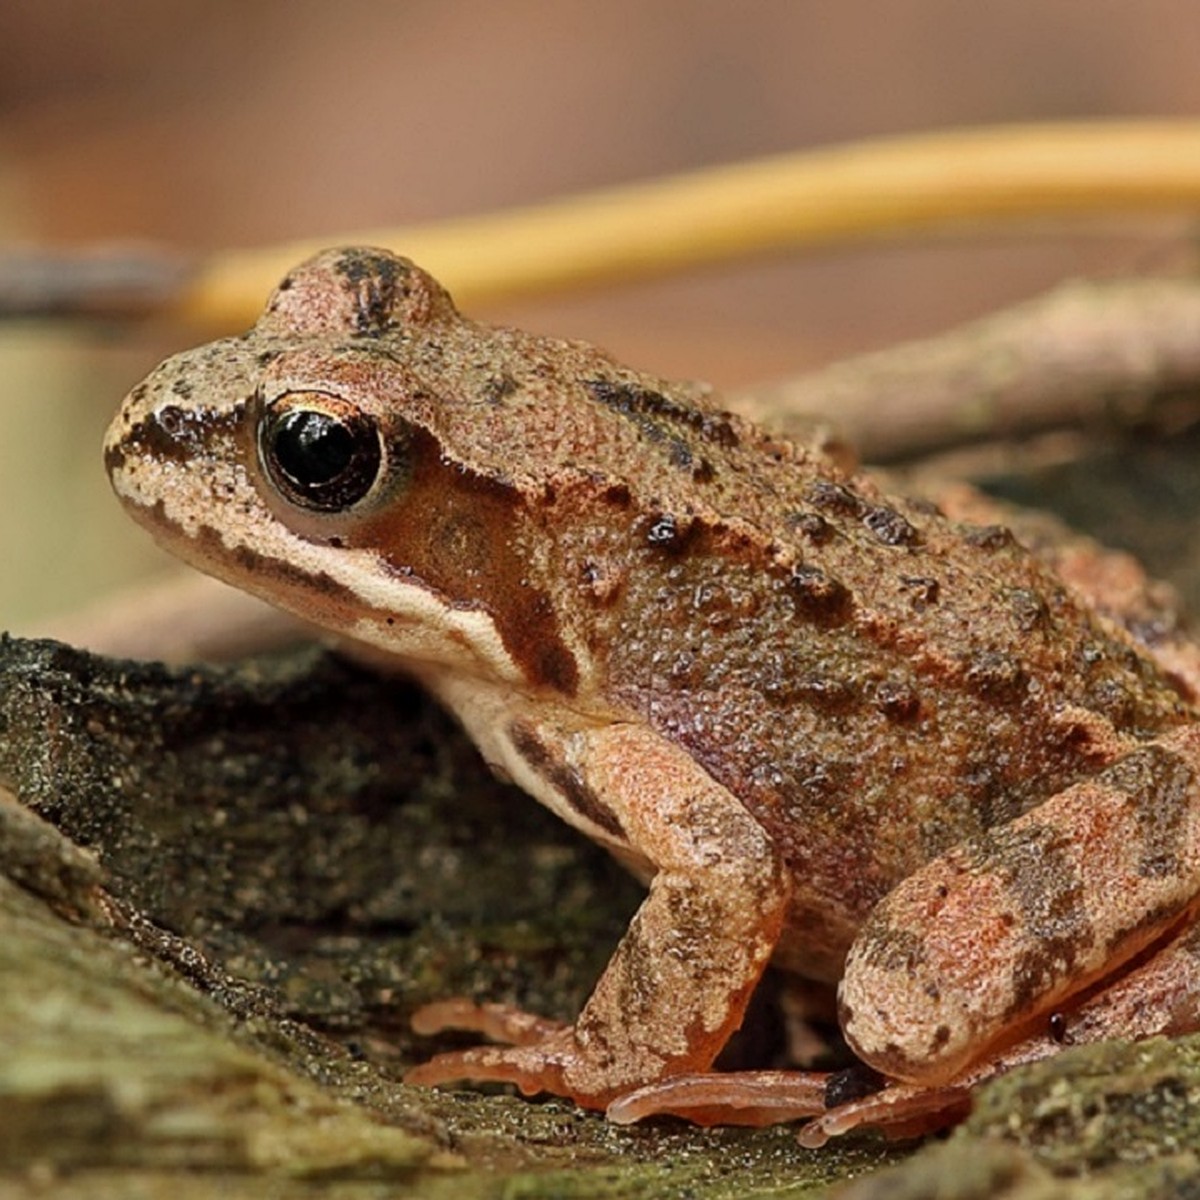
[104,246,584,694]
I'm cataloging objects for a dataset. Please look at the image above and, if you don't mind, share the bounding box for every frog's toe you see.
[794,1081,971,1148]
[404,1036,574,1101]
[410,997,569,1046]
[606,1070,830,1128]
[605,1067,971,1146]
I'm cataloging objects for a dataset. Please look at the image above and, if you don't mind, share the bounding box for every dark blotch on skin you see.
[1048,1011,1072,1044]
[863,505,919,547]
[103,441,126,474]
[898,575,939,610]
[667,440,695,471]
[521,603,581,694]
[787,565,851,625]
[643,512,693,553]
[1009,587,1049,632]
[824,1063,886,1107]
[806,480,865,517]
[854,920,929,976]
[969,822,1093,1017]
[874,680,921,722]
[335,248,405,337]
[584,381,703,473]
[508,721,625,839]
[585,379,740,448]
[193,526,365,610]
[482,373,519,404]
[787,511,834,544]
[965,524,1016,551]
[1101,745,1195,879]
[118,403,246,468]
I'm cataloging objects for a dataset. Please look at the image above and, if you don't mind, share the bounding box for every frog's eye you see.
[259,393,383,512]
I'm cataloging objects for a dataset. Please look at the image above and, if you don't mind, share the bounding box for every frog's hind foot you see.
[606,1069,970,1147]
[407,1002,976,1142]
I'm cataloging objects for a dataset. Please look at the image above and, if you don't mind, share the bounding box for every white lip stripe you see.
[111,454,590,689]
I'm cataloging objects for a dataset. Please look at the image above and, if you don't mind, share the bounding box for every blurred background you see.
[2,0,1200,627]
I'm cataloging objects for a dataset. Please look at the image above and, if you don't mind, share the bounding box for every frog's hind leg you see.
[803,905,1200,1146]
[843,723,1200,1090]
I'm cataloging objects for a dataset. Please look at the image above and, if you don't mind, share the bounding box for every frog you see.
[103,246,1200,1147]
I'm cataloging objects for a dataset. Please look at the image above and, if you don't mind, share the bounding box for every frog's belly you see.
[772,887,864,983]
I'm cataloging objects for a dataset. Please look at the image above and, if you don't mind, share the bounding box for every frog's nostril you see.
[157,404,186,438]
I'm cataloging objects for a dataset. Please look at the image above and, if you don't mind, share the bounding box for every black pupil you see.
[273,411,355,486]
[262,403,383,513]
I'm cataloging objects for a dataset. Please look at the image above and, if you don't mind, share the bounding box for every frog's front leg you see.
[406,720,792,1109]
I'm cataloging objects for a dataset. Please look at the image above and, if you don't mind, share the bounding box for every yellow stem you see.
[176,119,1200,333]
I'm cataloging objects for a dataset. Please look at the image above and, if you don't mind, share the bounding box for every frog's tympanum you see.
[106,248,1200,1146]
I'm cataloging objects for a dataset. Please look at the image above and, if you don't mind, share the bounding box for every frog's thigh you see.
[553,721,791,1094]
[841,725,1200,1085]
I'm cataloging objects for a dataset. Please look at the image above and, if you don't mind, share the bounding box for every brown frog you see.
[104,247,1200,1145]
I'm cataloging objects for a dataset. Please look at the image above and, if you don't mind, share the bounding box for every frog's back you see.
[493,352,1194,964]
[404,309,1192,845]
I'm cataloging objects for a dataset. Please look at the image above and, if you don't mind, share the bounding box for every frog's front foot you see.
[406,998,613,1108]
